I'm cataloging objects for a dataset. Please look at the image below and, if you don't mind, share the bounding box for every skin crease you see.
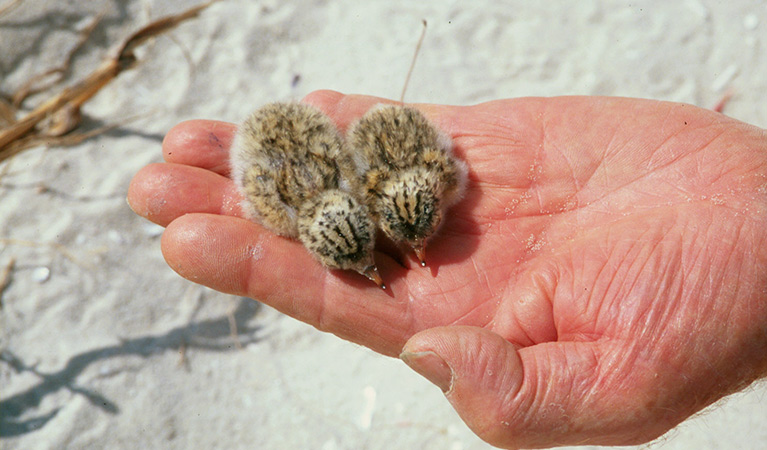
[127,90,767,449]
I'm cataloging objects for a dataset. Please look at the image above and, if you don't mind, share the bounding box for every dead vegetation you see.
[0,0,219,163]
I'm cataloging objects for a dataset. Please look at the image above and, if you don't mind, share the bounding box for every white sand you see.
[1,1,765,448]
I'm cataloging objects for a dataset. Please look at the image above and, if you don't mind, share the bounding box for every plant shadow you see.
[0,297,262,438]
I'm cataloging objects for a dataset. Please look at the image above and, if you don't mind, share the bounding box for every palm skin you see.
[128,90,767,449]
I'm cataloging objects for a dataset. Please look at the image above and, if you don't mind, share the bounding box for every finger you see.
[127,162,243,226]
[302,90,460,134]
[162,119,237,175]
[302,90,396,132]
[401,326,673,448]
[128,161,415,271]
[162,213,412,356]
[159,95,399,176]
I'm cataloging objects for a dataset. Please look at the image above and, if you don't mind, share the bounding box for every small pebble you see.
[358,385,377,430]
[32,266,51,283]
[74,15,97,32]
[107,229,125,244]
[743,14,758,30]
[711,64,738,92]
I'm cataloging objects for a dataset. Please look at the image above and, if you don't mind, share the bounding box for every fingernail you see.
[400,350,452,393]
[126,196,136,214]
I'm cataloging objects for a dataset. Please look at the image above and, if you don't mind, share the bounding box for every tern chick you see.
[345,104,467,266]
[230,102,385,288]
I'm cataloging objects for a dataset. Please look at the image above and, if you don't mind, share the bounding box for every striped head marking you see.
[297,190,384,288]
[375,167,442,259]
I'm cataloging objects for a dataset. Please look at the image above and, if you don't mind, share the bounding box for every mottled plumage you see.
[230,102,384,288]
[345,104,467,265]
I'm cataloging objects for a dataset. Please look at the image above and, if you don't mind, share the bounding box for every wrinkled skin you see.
[128,91,767,449]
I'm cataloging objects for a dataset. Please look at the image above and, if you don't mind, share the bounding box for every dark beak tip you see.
[362,265,386,289]
[412,242,427,267]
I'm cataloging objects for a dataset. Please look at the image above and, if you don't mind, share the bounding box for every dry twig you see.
[227,304,243,350]
[712,89,734,113]
[0,238,93,268]
[0,0,22,17]
[177,340,189,369]
[0,1,219,162]
[11,14,103,108]
[0,98,15,125]
[400,19,428,103]
[0,257,15,305]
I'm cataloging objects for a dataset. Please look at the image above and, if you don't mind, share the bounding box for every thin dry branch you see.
[11,14,103,107]
[400,19,428,103]
[0,98,15,125]
[0,0,22,17]
[227,305,243,350]
[0,238,94,268]
[0,122,124,161]
[0,0,219,162]
[0,257,15,305]
[712,89,734,113]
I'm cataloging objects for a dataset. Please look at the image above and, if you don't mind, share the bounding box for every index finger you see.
[161,212,414,357]
[160,92,450,177]
[162,119,237,175]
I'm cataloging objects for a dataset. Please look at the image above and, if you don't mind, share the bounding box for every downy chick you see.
[345,104,467,266]
[230,102,385,288]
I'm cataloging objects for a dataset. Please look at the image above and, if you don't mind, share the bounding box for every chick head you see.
[297,190,384,288]
[373,166,446,266]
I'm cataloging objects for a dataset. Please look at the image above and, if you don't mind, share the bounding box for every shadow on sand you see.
[0,297,262,438]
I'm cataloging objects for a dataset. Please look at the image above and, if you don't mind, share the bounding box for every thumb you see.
[400,326,528,448]
[400,326,665,449]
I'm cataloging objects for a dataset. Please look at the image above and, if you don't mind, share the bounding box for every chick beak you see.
[411,242,427,267]
[361,265,386,290]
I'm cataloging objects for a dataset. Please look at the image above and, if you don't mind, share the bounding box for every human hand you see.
[127,90,767,448]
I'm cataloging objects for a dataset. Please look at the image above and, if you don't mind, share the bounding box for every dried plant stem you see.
[227,304,243,350]
[11,14,103,107]
[0,0,21,17]
[0,0,219,162]
[0,98,15,125]
[0,238,92,268]
[0,257,15,305]
[0,61,119,151]
[712,89,734,113]
[400,19,428,103]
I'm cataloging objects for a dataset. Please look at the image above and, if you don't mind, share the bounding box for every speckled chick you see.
[345,104,467,266]
[230,102,384,288]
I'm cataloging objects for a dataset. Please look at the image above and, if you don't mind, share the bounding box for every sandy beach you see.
[1,1,766,448]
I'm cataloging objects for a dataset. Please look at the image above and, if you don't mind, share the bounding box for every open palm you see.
[128,90,767,448]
